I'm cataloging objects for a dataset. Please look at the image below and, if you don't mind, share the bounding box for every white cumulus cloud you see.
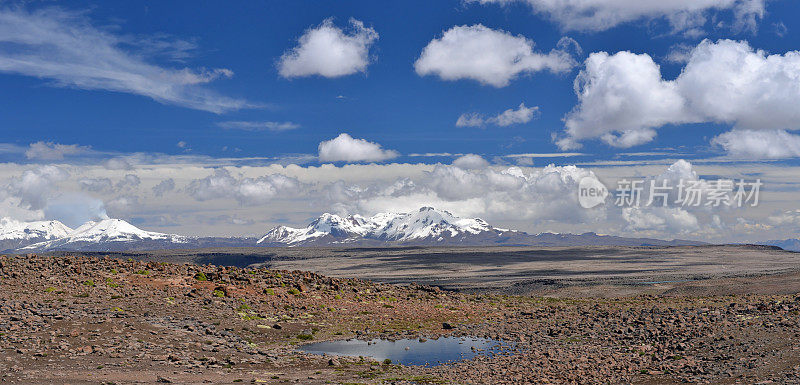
[677,40,800,130]
[79,174,140,193]
[712,129,800,159]
[452,154,489,169]
[25,141,91,160]
[79,178,113,193]
[318,133,399,163]
[557,50,694,150]
[622,207,700,233]
[116,174,141,190]
[278,18,378,78]
[152,178,176,197]
[102,158,133,170]
[495,103,539,126]
[415,25,576,87]
[104,195,139,217]
[768,210,800,228]
[557,39,800,153]
[43,193,107,227]
[455,113,485,128]
[186,169,301,206]
[328,163,606,225]
[6,165,69,210]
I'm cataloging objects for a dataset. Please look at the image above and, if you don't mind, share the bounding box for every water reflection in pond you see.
[298,336,513,366]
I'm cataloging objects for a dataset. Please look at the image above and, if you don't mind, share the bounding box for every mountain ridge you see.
[0,217,73,251]
[257,207,706,248]
[7,207,708,252]
[20,218,190,252]
[258,207,508,246]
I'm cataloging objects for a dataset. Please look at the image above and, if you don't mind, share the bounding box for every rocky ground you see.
[1,253,800,384]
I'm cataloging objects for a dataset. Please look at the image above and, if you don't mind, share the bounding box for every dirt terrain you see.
[2,251,800,384]
[55,244,800,295]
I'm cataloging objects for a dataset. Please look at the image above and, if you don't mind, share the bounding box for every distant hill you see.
[763,239,800,252]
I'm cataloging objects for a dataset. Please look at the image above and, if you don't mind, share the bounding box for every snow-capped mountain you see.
[0,218,73,251]
[257,213,372,245]
[258,207,707,247]
[63,219,186,243]
[372,207,494,242]
[258,207,522,246]
[21,218,190,252]
[5,208,706,252]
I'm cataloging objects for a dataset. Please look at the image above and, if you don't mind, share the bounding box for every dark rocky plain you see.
[2,245,800,384]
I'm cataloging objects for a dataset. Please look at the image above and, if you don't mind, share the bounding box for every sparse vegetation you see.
[5,252,800,384]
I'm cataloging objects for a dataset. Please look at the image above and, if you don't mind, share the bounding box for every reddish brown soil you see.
[2,254,799,384]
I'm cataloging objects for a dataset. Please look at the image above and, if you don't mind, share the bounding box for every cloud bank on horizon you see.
[0,0,799,243]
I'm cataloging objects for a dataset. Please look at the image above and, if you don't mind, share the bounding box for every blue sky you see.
[2,0,800,241]
[1,0,797,162]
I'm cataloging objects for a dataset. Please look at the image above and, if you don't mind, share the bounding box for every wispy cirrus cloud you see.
[0,6,254,113]
[467,0,766,34]
[0,143,26,155]
[504,152,585,158]
[217,121,300,132]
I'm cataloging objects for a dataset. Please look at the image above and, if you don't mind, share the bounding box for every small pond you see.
[298,336,513,366]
